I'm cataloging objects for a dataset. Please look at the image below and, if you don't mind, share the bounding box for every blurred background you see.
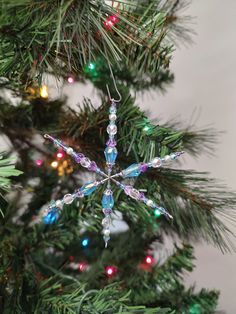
[47,0,235,312]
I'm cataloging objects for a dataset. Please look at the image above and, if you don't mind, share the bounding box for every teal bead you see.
[80,182,97,196]
[102,189,114,208]
[122,163,141,178]
[104,147,117,165]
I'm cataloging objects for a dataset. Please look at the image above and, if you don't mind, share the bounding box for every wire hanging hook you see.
[106,61,122,103]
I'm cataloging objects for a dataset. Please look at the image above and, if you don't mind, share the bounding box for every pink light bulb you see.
[35,159,43,167]
[56,151,64,159]
[106,266,116,277]
[67,76,74,84]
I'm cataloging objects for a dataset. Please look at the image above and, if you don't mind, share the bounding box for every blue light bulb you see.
[82,238,89,247]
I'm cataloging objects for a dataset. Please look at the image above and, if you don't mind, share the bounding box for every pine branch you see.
[0,0,191,87]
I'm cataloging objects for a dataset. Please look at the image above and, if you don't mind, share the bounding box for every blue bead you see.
[80,182,97,196]
[122,163,141,178]
[104,147,117,165]
[43,207,59,224]
[102,190,114,208]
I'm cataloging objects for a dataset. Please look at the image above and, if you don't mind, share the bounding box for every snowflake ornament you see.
[43,98,184,247]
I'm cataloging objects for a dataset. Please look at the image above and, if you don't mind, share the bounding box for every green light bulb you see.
[143,125,150,132]
[154,208,161,218]
[88,62,95,70]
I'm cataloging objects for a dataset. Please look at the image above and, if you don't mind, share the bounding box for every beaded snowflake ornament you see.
[43,99,184,247]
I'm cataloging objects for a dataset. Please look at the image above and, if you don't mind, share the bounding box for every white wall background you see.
[52,1,236,312]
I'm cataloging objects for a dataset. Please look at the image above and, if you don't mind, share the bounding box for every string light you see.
[40,85,49,98]
[103,15,119,30]
[145,255,154,265]
[143,125,151,133]
[67,76,75,84]
[88,63,95,70]
[81,238,89,247]
[35,159,43,167]
[56,150,65,159]
[154,208,161,218]
[105,266,117,277]
[78,262,87,272]
[51,160,58,168]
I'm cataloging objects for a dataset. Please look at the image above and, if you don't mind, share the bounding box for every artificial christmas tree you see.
[0,1,235,313]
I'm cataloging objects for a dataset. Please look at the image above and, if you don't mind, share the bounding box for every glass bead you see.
[43,207,59,224]
[102,189,114,208]
[164,155,171,162]
[103,229,111,236]
[109,113,117,121]
[80,182,97,196]
[109,106,117,114]
[74,153,84,163]
[106,138,117,147]
[151,157,162,168]
[80,157,91,168]
[122,164,141,178]
[63,194,74,204]
[66,147,74,155]
[146,199,154,207]
[140,163,148,172]
[107,124,117,135]
[88,161,97,171]
[170,153,177,160]
[103,208,112,215]
[104,147,117,165]
[103,235,110,243]
[55,200,63,208]
[129,188,141,200]
[102,217,110,227]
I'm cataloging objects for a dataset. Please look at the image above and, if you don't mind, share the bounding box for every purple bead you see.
[139,192,146,201]
[88,161,98,171]
[124,185,132,195]
[103,208,112,215]
[74,153,84,163]
[140,163,148,173]
[106,138,117,147]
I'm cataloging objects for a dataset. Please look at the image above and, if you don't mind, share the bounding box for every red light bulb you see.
[145,255,154,265]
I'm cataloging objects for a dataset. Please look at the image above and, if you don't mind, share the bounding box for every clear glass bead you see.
[66,147,74,155]
[55,200,63,208]
[129,188,140,200]
[102,217,110,227]
[146,199,154,207]
[63,194,74,204]
[80,157,91,168]
[107,124,117,135]
[151,157,162,168]
[164,155,171,162]
[109,106,117,114]
[103,229,111,236]
[109,113,117,121]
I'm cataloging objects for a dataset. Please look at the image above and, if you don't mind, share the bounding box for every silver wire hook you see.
[106,61,122,103]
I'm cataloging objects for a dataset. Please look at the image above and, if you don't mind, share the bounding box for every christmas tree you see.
[0,1,235,313]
